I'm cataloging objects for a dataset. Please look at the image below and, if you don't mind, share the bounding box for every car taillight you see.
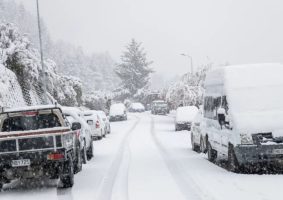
[47,153,65,160]
[96,121,100,128]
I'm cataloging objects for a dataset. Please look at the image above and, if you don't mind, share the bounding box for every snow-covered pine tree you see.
[115,39,153,99]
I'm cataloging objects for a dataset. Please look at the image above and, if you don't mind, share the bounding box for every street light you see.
[36,0,48,104]
[180,53,193,74]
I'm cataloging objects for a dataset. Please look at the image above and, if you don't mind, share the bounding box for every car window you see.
[2,113,61,132]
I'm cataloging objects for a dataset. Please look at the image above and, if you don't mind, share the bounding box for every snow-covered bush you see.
[83,91,108,111]
[166,65,210,109]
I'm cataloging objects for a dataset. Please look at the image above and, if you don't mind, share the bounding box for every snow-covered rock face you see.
[0,63,26,107]
[0,22,83,107]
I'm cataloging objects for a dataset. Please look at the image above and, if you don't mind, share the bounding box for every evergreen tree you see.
[115,39,153,97]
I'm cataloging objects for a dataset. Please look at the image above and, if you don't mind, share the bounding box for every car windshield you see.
[1,113,61,132]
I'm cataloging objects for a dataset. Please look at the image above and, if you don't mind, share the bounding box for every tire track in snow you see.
[151,116,214,200]
[95,116,140,200]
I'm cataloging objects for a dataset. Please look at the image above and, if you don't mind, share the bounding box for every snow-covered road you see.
[1,113,282,200]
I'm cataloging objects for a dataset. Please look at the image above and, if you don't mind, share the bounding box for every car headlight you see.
[240,134,253,145]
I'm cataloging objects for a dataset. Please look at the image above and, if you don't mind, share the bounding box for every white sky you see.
[16,0,283,77]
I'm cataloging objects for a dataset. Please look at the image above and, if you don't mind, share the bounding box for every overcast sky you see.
[16,0,283,78]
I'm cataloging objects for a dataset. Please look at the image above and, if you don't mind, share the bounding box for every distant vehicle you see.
[82,110,106,140]
[129,102,145,112]
[0,105,83,189]
[151,100,169,115]
[109,103,127,121]
[203,63,283,172]
[62,107,94,163]
[191,107,206,152]
[93,110,111,134]
[175,106,198,131]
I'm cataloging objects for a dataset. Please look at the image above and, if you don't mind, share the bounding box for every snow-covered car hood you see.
[176,106,198,123]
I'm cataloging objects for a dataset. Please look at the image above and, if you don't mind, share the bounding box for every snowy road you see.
[1,113,283,200]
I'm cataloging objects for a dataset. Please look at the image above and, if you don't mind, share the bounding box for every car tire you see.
[82,146,87,164]
[228,144,240,173]
[207,141,217,163]
[87,141,94,161]
[191,132,200,152]
[0,182,3,191]
[74,144,83,174]
[60,156,74,188]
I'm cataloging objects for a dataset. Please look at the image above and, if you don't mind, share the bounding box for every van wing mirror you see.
[71,122,81,130]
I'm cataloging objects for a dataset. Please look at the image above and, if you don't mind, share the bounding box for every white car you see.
[82,110,106,140]
[191,108,206,153]
[129,102,145,112]
[109,103,127,121]
[93,110,111,134]
[62,107,94,163]
[175,106,198,131]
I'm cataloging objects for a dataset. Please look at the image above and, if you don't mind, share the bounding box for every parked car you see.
[129,102,145,112]
[191,108,206,152]
[175,106,198,131]
[151,100,169,115]
[82,110,106,140]
[203,63,283,172]
[109,103,127,121]
[0,105,83,189]
[62,107,94,163]
[93,110,111,134]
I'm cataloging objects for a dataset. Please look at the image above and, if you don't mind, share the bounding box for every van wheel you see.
[191,132,200,152]
[200,137,207,153]
[60,157,74,188]
[87,141,94,161]
[207,141,217,163]
[228,144,240,173]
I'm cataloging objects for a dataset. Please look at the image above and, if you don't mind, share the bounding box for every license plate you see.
[273,149,283,154]
[11,159,31,167]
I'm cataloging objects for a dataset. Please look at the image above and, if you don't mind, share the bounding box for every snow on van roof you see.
[205,63,283,134]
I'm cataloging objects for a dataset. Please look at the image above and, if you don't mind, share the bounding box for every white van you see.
[203,63,283,172]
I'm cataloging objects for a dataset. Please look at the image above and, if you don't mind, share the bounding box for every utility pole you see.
[36,0,48,104]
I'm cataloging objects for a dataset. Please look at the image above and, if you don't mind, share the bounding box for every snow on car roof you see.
[2,104,62,113]
[176,106,198,123]
[131,103,145,109]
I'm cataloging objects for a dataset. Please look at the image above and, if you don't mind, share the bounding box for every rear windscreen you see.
[1,113,62,132]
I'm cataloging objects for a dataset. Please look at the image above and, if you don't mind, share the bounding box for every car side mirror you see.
[71,122,81,131]
[87,120,94,125]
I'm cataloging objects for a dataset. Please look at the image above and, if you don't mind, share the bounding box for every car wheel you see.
[87,141,94,161]
[228,144,240,173]
[207,141,217,163]
[191,132,200,152]
[74,144,83,174]
[60,156,74,188]
[82,145,87,164]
